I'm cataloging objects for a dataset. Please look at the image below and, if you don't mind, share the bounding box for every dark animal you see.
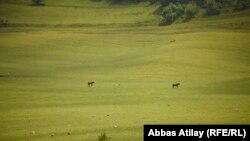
[88,81,95,87]
[170,40,176,43]
[172,83,180,88]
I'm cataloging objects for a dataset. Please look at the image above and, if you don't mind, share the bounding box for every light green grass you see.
[0,1,250,141]
[0,1,159,26]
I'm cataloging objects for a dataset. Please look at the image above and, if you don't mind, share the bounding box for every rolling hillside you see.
[0,0,250,141]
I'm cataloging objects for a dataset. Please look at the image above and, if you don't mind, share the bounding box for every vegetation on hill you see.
[31,0,45,6]
[89,0,250,25]
[104,0,147,4]
[159,0,249,25]
[0,17,8,27]
[0,0,248,26]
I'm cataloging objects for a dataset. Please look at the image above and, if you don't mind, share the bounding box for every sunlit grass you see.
[0,1,250,141]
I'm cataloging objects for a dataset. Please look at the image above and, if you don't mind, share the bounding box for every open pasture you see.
[0,1,250,141]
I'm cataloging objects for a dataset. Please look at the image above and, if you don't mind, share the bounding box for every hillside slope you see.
[0,0,250,28]
[0,1,249,141]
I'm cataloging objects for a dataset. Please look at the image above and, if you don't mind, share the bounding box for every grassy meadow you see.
[0,0,250,141]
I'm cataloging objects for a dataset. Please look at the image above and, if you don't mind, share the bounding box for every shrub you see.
[195,0,204,7]
[161,3,184,25]
[31,0,45,6]
[162,12,177,25]
[184,2,199,20]
[175,3,185,16]
[98,132,110,141]
[106,0,146,4]
[91,0,104,2]
[205,0,221,15]
[159,0,191,6]
[233,0,250,11]
[149,0,157,5]
[0,18,8,27]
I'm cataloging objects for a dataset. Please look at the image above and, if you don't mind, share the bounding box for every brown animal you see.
[172,83,180,88]
[170,40,176,43]
[88,81,95,87]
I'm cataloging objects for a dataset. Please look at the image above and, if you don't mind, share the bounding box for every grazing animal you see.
[67,130,71,135]
[88,81,95,87]
[170,39,176,43]
[172,83,180,88]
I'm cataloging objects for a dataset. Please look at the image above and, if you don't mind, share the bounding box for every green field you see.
[0,0,250,141]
